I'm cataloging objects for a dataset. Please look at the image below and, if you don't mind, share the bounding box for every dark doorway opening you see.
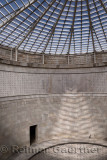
[30,125,37,145]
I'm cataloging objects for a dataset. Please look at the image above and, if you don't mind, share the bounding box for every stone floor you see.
[30,143,107,160]
[2,139,107,160]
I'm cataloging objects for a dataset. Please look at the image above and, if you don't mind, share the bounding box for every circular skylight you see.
[0,0,107,54]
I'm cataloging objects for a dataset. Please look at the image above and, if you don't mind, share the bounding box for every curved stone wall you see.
[0,45,107,68]
[0,94,107,145]
[1,63,107,98]
[0,62,107,160]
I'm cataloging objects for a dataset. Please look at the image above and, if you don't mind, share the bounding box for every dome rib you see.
[0,0,107,54]
[68,0,77,55]
[0,0,38,28]
[17,0,56,49]
[99,0,107,14]
[86,0,95,52]
[42,0,68,54]
[30,0,62,52]
[55,0,72,54]
[93,0,107,42]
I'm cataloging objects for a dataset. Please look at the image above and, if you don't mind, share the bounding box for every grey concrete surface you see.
[1,64,107,98]
[30,143,107,160]
[0,62,107,160]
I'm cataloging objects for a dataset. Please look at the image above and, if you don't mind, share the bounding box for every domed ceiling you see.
[0,0,107,54]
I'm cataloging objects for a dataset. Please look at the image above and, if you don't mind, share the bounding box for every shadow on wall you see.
[0,90,107,145]
[0,89,107,160]
[46,89,107,141]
